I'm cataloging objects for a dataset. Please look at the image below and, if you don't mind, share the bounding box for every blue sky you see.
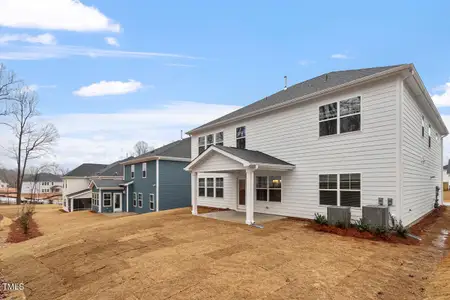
[1,0,450,168]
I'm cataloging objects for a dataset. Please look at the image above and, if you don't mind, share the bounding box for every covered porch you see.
[184,145,295,225]
[199,210,286,224]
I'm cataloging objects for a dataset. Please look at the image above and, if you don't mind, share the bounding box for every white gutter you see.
[186,64,411,135]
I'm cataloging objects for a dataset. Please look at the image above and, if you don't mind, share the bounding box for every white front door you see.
[113,193,122,212]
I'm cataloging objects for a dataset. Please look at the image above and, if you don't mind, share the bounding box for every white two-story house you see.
[185,64,448,226]
[22,173,63,194]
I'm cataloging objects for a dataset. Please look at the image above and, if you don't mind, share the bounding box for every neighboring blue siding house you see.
[91,138,191,214]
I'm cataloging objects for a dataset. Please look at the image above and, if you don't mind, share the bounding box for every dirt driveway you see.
[0,206,448,300]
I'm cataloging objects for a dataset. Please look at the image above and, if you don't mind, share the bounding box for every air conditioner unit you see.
[362,205,389,228]
[327,206,351,227]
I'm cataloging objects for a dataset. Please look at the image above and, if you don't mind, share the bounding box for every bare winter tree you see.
[133,141,151,156]
[0,64,21,116]
[1,89,59,204]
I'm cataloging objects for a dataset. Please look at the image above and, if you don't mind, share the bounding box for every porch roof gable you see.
[184,145,295,172]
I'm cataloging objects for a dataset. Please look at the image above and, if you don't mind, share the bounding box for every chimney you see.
[284,76,287,90]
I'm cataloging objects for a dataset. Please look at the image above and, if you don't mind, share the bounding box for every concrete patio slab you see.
[199,210,286,224]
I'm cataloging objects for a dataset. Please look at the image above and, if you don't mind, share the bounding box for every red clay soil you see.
[6,217,42,243]
[309,222,419,245]
[409,206,447,236]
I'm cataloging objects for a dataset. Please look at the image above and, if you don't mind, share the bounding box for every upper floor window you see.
[236,126,246,149]
[422,116,425,137]
[142,162,147,178]
[206,134,214,148]
[319,96,361,137]
[198,137,206,155]
[131,165,135,179]
[428,125,431,148]
[215,132,224,146]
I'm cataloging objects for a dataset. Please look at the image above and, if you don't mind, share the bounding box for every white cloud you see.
[0,33,57,45]
[73,80,144,97]
[105,37,119,47]
[432,82,450,107]
[298,59,315,66]
[0,101,242,169]
[165,63,196,68]
[331,53,350,59]
[0,0,120,32]
[0,45,202,60]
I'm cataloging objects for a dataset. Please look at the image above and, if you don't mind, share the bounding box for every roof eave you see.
[122,156,190,165]
[186,64,411,135]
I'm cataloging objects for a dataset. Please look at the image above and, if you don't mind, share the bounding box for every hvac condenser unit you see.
[362,205,389,228]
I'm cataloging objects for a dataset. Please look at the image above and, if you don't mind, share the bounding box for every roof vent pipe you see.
[284,76,287,90]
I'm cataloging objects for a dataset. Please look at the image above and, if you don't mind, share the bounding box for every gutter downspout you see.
[156,158,160,212]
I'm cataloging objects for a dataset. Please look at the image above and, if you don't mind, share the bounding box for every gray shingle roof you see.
[124,137,191,164]
[189,64,408,133]
[23,173,62,182]
[66,188,91,198]
[96,157,134,176]
[214,145,294,166]
[91,179,125,189]
[65,163,108,177]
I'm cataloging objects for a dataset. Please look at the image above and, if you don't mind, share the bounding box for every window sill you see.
[318,130,362,140]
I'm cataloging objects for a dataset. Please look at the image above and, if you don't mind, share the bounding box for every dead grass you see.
[0,205,448,299]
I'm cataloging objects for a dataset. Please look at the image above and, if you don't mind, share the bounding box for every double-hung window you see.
[428,125,431,148]
[319,174,338,205]
[215,178,224,198]
[206,178,214,197]
[138,193,143,208]
[131,165,135,179]
[149,194,155,210]
[198,178,205,196]
[133,193,137,207]
[142,162,147,178]
[236,126,246,149]
[319,174,361,207]
[198,137,206,155]
[215,132,224,146]
[103,193,112,206]
[319,96,361,136]
[206,134,214,148]
[256,176,282,202]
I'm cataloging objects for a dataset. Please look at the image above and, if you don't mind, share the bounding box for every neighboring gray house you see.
[91,138,192,214]
[185,64,448,226]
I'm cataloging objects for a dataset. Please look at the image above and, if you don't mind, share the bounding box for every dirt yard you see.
[0,205,448,300]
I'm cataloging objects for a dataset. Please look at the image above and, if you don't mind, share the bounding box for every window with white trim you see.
[131,165,135,179]
[256,176,282,202]
[206,178,214,197]
[422,115,425,137]
[206,134,214,148]
[138,193,143,208]
[142,162,147,178]
[198,136,206,155]
[93,192,98,206]
[215,132,224,146]
[149,194,155,210]
[236,126,246,149]
[103,193,112,207]
[198,178,205,196]
[319,96,361,137]
[319,174,361,207]
[215,178,224,198]
[428,125,431,148]
[133,192,137,207]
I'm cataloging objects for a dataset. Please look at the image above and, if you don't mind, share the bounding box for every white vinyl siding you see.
[191,77,400,221]
[197,173,236,209]
[401,85,441,225]
[195,152,243,172]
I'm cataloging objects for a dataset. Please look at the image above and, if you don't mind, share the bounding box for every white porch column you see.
[191,172,198,215]
[99,188,102,213]
[245,168,255,225]
[70,197,73,213]
[126,185,129,212]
